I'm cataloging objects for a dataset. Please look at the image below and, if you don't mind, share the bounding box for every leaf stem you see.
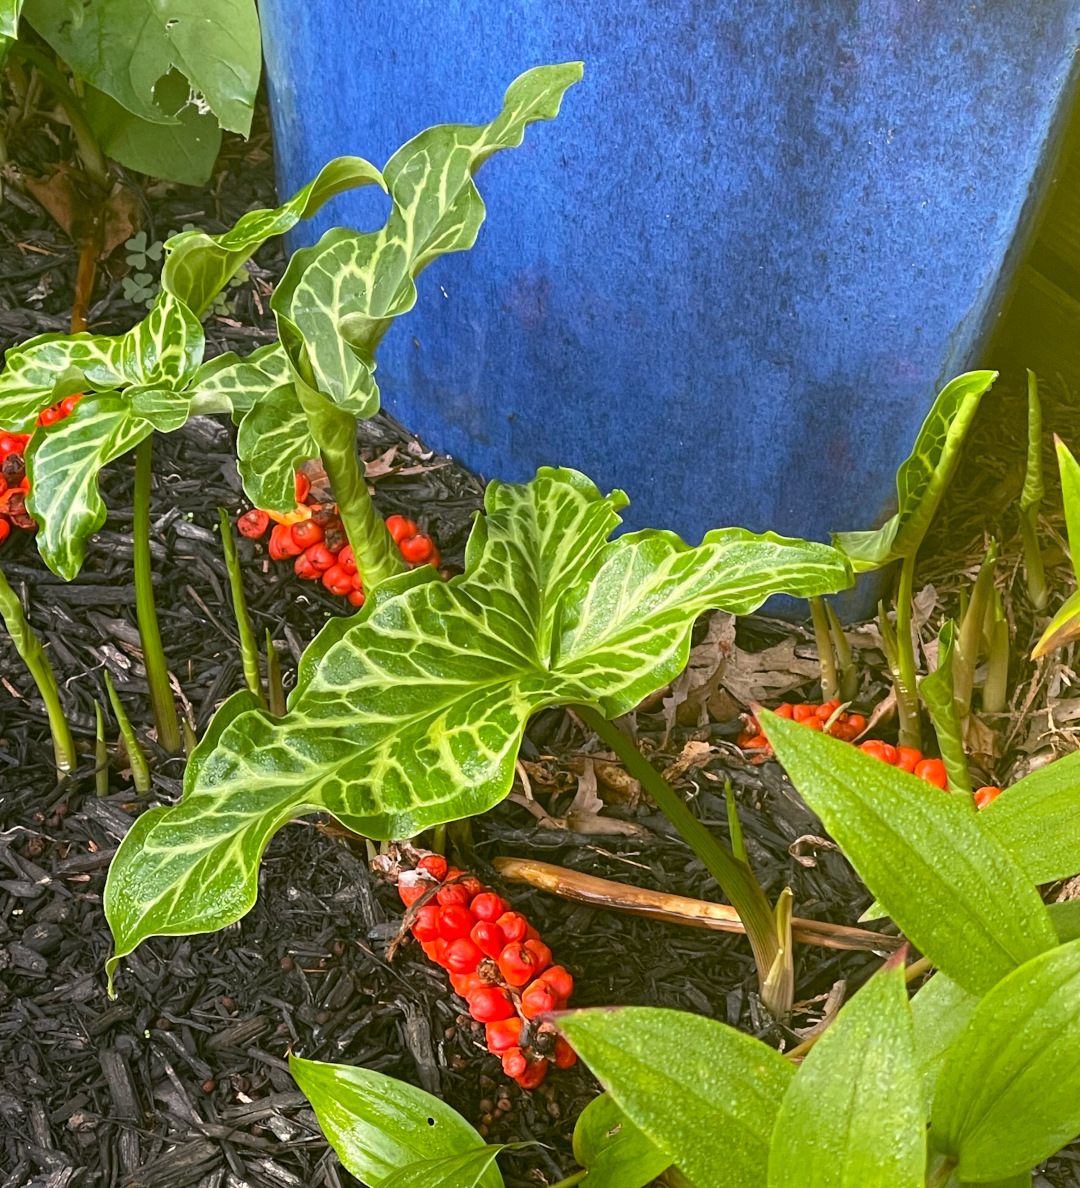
[294,382,406,588]
[265,628,286,716]
[894,552,922,750]
[924,1155,957,1188]
[575,704,781,1004]
[1019,511,1048,612]
[133,435,181,753]
[809,596,839,701]
[94,700,109,796]
[0,563,76,774]
[218,508,266,706]
[103,670,150,793]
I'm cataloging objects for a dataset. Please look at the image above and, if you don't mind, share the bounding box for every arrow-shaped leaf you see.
[287,1055,500,1188]
[272,63,583,406]
[758,711,1056,995]
[105,468,851,965]
[120,290,203,385]
[235,383,318,512]
[767,960,924,1188]
[162,156,386,317]
[25,393,159,579]
[0,332,127,431]
[833,371,997,570]
[186,342,292,420]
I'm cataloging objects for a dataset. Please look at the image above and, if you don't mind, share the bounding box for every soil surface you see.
[0,121,1076,1188]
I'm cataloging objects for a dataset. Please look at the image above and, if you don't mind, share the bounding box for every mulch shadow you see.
[0,116,1076,1188]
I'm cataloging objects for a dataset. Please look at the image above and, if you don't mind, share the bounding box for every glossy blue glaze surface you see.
[260,1,1080,559]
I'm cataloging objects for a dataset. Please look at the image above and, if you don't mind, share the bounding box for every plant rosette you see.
[394,852,576,1089]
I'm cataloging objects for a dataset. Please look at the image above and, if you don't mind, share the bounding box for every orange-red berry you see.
[974,785,1003,810]
[914,758,948,789]
[438,904,475,940]
[417,854,448,881]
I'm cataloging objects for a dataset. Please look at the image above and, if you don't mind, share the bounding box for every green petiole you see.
[103,670,151,794]
[0,563,77,775]
[218,508,266,706]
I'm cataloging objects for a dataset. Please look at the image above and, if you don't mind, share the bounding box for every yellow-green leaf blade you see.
[759,711,1057,995]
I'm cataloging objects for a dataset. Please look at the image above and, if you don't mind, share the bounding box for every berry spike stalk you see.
[133,435,181,753]
[0,562,76,774]
[574,703,790,1018]
[396,854,578,1089]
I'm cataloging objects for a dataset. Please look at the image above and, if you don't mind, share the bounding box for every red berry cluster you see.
[238,472,440,608]
[398,854,577,1089]
[0,394,82,545]
[738,700,1003,806]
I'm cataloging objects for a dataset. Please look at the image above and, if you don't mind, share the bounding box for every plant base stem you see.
[0,564,76,774]
[809,596,839,701]
[574,704,781,1003]
[134,435,181,753]
[894,553,922,750]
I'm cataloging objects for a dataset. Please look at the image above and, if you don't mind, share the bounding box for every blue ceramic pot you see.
[260,1,1080,581]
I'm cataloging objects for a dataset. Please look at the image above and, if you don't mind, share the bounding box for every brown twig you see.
[493,857,902,954]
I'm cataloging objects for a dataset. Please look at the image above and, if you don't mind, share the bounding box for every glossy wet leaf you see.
[979,749,1080,882]
[287,1055,499,1188]
[273,63,583,408]
[572,1093,671,1188]
[560,1007,793,1188]
[0,333,127,431]
[1031,587,1080,659]
[24,0,262,134]
[932,939,1080,1180]
[235,382,317,511]
[380,1147,510,1188]
[163,156,385,316]
[909,973,979,1115]
[759,711,1056,996]
[25,394,158,579]
[105,467,851,969]
[186,343,292,420]
[833,371,997,570]
[0,0,21,40]
[768,961,923,1188]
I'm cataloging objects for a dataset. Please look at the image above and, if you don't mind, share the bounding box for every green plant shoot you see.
[1018,370,1048,611]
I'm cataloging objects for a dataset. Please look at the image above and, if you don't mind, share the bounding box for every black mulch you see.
[0,122,1074,1188]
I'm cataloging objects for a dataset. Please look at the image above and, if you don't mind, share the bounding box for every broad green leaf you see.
[25,394,155,579]
[186,343,292,419]
[832,371,997,570]
[0,333,127,431]
[1031,586,1080,659]
[105,469,853,963]
[909,974,979,1115]
[955,1177,1030,1188]
[979,749,1080,882]
[768,961,923,1188]
[84,79,221,187]
[932,939,1080,1180]
[163,156,385,316]
[287,1055,500,1188]
[917,619,972,796]
[273,63,583,406]
[572,1093,672,1188]
[559,1007,793,1188]
[235,383,317,511]
[380,1148,510,1188]
[23,0,262,134]
[758,711,1056,996]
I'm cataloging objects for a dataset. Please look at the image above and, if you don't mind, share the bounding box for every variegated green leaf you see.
[186,343,292,420]
[162,157,386,317]
[105,468,851,964]
[0,291,204,432]
[833,371,997,571]
[0,333,127,431]
[25,394,155,579]
[121,291,204,385]
[273,63,583,406]
[235,383,318,511]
